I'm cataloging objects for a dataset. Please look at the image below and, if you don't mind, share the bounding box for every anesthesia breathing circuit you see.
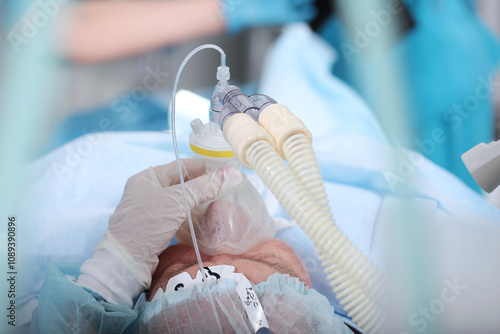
[169,45,384,334]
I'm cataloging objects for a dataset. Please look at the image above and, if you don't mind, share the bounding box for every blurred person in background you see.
[60,0,316,63]
[39,0,316,154]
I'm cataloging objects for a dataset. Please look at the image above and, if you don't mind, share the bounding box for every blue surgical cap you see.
[139,273,353,333]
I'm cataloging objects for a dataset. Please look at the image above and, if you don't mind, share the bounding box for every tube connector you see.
[258,104,312,158]
[249,94,277,112]
[219,103,241,130]
[217,66,230,82]
[218,86,259,129]
[222,113,275,169]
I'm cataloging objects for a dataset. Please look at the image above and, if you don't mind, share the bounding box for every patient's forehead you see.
[150,239,311,298]
[156,239,302,272]
[158,238,294,260]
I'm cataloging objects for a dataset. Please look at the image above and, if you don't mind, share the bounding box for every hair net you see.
[139,273,353,333]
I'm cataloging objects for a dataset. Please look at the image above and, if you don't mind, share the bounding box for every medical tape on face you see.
[151,265,270,333]
[234,272,270,333]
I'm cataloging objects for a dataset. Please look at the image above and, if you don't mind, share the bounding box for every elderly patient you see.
[31,159,353,333]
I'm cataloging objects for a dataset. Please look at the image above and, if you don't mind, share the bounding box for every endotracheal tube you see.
[171,45,384,334]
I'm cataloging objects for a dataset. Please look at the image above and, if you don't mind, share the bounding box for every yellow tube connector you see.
[258,104,312,158]
[222,113,275,168]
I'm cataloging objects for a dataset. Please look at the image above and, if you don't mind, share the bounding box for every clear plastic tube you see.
[170,44,226,334]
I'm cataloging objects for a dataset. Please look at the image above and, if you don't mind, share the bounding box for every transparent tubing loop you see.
[170,44,226,334]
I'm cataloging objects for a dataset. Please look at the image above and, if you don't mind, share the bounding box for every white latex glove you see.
[95,158,242,288]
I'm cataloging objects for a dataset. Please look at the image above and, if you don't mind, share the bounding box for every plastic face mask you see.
[175,173,276,255]
[150,265,270,334]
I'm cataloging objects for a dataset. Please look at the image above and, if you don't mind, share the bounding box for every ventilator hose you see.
[282,133,330,212]
[282,134,384,301]
[246,139,384,334]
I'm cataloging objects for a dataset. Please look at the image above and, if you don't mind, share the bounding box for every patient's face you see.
[149,239,311,300]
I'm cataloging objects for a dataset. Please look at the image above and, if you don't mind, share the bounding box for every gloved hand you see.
[221,0,316,34]
[94,158,242,289]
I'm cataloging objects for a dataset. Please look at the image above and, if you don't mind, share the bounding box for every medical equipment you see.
[170,45,384,333]
[175,66,276,256]
[25,26,500,332]
[219,86,383,333]
[186,65,237,172]
[462,139,500,193]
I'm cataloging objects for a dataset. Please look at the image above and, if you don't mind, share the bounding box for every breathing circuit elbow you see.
[258,104,312,158]
[218,85,311,159]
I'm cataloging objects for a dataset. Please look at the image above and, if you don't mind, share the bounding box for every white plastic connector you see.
[258,104,312,158]
[461,140,500,193]
[222,113,275,168]
[190,118,205,135]
[217,66,230,82]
